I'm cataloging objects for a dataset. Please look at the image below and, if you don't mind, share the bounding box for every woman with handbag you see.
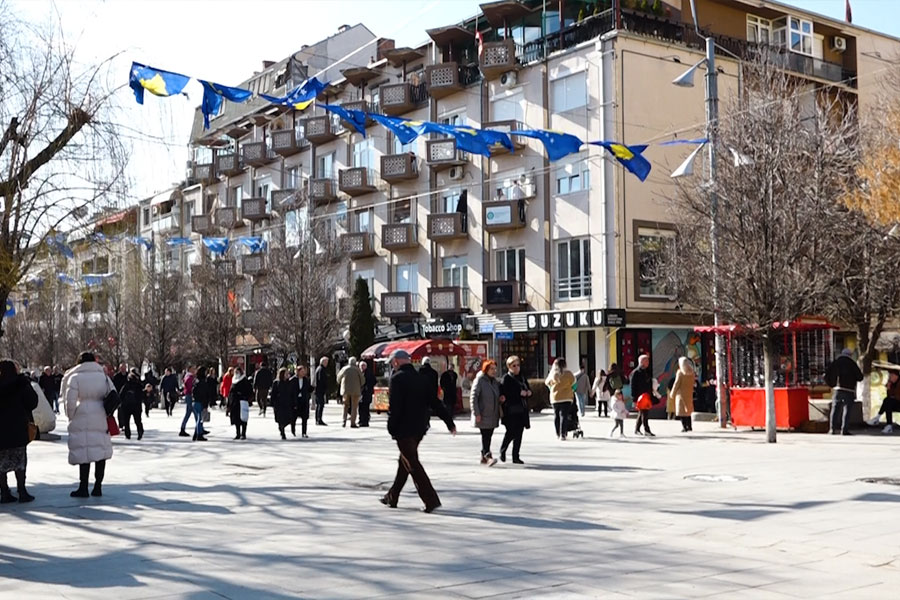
[229,367,253,440]
[471,360,503,466]
[499,356,531,464]
[0,360,39,503]
[63,352,115,497]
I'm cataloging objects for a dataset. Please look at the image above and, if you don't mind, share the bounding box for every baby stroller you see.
[567,400,584,439]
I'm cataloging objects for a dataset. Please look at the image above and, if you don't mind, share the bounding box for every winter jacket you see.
[314,365,328,400]
[440,370,458,400]
[183,373,196,396]
[271,379,297,426]
[120,376,146,410]
[63,361,114,465]
[671,369,696,417]
[471,372,501,430]
[112,371,128,393]
[160,373,178,394]
[38,372,56,398]
[387,363,454,440]
[337,360,364,397]
[0,373,39,450]
[545,369,576,404]
[420,363,439,403]
[362,368,377,401]
[192,378,216,409]
[253,367,274,391]
[229,376,253,426]
[825,355,863,392]
[31,382,57,433]
[499,372,531,429]
[610,397,628,420]
[629,366,653,401]
[574,370,590,397]
[297,376,312,412]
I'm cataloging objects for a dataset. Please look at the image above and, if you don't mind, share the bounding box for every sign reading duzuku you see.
[525,309,627,331]
[422,318,463,337]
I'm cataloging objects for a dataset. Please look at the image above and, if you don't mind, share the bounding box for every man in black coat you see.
[112,363,128,394]
[629,354,655,437]
[253,362,274,417]
[38,366,57,414]
[419,357,439,405]
[440,364,458,417]
[359,360,376,428]
[160,368,179,416]
[314,356,329,426]
[381,350,456,513]
[825,348,864,435]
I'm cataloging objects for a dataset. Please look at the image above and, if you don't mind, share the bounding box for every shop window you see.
[635,222,676,301]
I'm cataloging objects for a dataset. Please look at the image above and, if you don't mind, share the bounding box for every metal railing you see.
[556,275,592,301]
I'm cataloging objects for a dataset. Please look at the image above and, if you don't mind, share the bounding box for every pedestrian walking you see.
[499,356,531,464]
[229,367,252,440]
[314,356,329,426]
[869,368,900,434]
[545,358,576,441]
[420,356,439,408]
[630,355,655,437]
[826,348,863,436]
[380,349,456,513]
[160,368,178,417]
[360,360,376,427]
[179,366,198,437]
[0,360,39,504]
[142,369,159,417]
[118,369,146,441]
[574,360,590,417]
[63,352,114,498]
[272,368,296,439]
[593,368,610,417]
[295,365,312,438]
[191,367,214,442]
[254,361,273,417]
[609,390,628,438]
[337,357,365,428]
[112,363,128,394]
[471,360,502,465]
[440,364,459,418]
[39,366,59,415]
[671,357,696,432]
[220,367,234,410]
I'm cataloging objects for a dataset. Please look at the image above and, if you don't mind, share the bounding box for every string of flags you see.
[130,62,713,182]
[45,232,266,262]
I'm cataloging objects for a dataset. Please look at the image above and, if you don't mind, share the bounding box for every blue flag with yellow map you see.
[129,62,190,105]
[261,77,328,111]
[511,130,583,161]
[200,80,253,129]
[591,141,652,181]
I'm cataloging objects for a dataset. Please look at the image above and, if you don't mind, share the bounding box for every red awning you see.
[694,317,837,335]
[361,339,469,360]
[96,210,129,227]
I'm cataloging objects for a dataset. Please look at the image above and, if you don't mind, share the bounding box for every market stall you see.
[361,339,470,413]
[695,317,836,430]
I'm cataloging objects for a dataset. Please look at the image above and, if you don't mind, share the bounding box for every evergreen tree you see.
[348,277,376,358]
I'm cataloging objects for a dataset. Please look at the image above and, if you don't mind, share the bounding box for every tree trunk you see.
[763,334,777,443]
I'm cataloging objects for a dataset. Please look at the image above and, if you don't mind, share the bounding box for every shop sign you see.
[485,205,512,226]
[422,318,463,337]
[496,331,514,340]
[525,309,627,331]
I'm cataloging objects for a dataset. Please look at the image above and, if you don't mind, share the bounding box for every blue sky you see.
[10,0,898,201]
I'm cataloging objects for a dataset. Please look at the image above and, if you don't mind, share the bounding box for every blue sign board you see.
[495,331,514,340]
[479,323,495,334]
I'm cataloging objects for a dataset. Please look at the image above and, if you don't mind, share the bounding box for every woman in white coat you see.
[63,352,114,497]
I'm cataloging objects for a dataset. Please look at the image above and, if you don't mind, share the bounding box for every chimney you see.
[376,38,395,61]
[262,60,275,69]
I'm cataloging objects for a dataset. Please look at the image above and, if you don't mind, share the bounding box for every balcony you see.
[241,254,266,276]
[213,259,238,278]
[338,167,377,196]
[152,213,180,235]
[428,286,468,315]
[482,280,524,311]
[482,120,527,153]
[427,212,467,242]
[380,153,418,183]
[483,199,526,232]
[426,138,467,170]
[272,188,305,210]
[305,115,340,144]
[215,207,240,230]
[216,153,243,177]
[193,163,217,184]
[341,232,376,258]
[340,101,375,128]
[382,223,417,251]
[480,39,518,80]
[425,62,481,100]
[380,82,428,116]
[241,142,273,167]
[382,292,420,319]
[241,197,269,221]
[271,129,305,156]
[191,215,215,235]
[309,178,337,204]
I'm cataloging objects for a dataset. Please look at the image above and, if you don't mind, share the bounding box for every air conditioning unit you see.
[831,36,847,52]
[448,166,464,181]
[500,71,517,88]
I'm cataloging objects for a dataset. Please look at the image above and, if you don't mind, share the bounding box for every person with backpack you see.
[119,369,146,441]
[825,349,863,436]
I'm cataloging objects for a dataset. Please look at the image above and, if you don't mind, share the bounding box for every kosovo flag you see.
[129,62,190,105]
[511,130,583,161]
[261,77,328,111]
[320,104,367,136]
[370,114,419,145]
[477,128,515,155]
[4,299,15,318]
[200,80,253,129]
[237,237,265,253]
[166,237,193,247]
[202,237,230,255]
[591,141,652,181]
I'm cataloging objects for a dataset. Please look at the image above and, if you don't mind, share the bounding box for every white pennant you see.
[671,143,705,178]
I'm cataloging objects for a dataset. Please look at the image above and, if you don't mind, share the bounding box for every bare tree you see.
[127,251,186,371]
[670,55,859,442]
[189,256,243,371]
[0,2,127,338]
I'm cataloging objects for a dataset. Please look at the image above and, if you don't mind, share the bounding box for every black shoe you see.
[91,484,102,497]
[500,450,507,463]
[842,431,853,436]
[379,495,397,508]
[513,458,525,464]
[1,492,16,504]
[645,431,656,437]
[319,421,328,426]
[241,435,246,440]
[302,434,309,439]
[195,436,208,442]
[201,430,210,436]
[422,502,441,514]
[179,431,190,437]
[281,433,287,440]
[70,487,89,498]
[634,431,643,436]
[124,434,131,440]
[137,433,143,440]
[234,435,241,440]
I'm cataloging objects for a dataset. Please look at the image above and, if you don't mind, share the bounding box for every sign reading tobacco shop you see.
[526,309,627,331]
[422,318,464,337]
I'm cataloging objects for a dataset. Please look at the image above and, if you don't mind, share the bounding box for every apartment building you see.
[178,0,900,381]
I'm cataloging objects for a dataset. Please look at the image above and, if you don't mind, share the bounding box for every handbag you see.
[239,400,250,423]
[27,422,38,444]
[107,415,120,436]
[103,378,121,416]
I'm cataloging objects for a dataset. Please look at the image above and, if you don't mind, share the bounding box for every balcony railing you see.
[192,215,215,234]
[193,163,217,184]
[382,292,420,318]
[241,197,269,221]
[272,188,306,210]
[241,254,266,276]
[241,142,274,167]
[480,39,518,80]
[152,214,180,234]
[483,199,526,232]
[428,286,468,315]
[305,115,341,144]
[340,100,376,128]
[425,62,481,99]
[556,275,592,301]
[341,232,376,258]
[483,280,524,311]
[380,153,418,183]
[215,207,239,230]
[213,259,238,278]
[382,223,417,250]
[216,153,243,177]
[271,129,306,156]
[309,178,338,204]
[427,212,467,242]
[380,82,429,116]
[426,138,467,170]
[482,120,527,153]
[338,167,378,196]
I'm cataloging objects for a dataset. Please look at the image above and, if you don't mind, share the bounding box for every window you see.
[352,137,376,170]
[789,16,814,56]
[556,164,590,195]
[495,171,535,201]
[392,197,412,224]
[551,72,587,113]
[287,166,300,189]
[395,263,418,295]
[142,208,150,227]
[183,200,194,219]
[495,248,526,282]
[747,15,772,45]
[440,112,465,127]
[556,238,591,300]
[255,177,272,208]
[441,190,462,214]
[334,200,348,231]
[491,91,524,123]
[636,225,676,300]
[228,185,243,209]
[442,256,469,308]
[317,152,334,179]
[354,208,374,233]
[354,269,376,309]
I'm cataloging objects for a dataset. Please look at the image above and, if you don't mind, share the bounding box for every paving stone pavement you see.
[2,404,899,599]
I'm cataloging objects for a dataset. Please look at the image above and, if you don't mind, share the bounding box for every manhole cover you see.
[684,474,748,483]
[858,477,900,486]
